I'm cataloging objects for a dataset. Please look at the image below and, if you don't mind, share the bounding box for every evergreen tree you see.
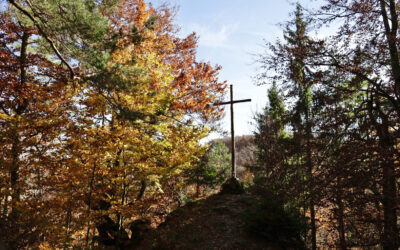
[253,82,287,189]
[192,141,231,197]
[311,1,400,247]
[256,0,400,247]
[255,4,318,248]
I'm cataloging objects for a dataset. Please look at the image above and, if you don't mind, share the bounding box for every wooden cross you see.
[214,85,251,178]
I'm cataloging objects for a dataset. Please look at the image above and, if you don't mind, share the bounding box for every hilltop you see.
[133,179,306,249]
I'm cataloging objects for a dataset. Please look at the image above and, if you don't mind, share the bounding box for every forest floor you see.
[135,180,305,250]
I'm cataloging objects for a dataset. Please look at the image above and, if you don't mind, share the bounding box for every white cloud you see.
[188,23,237,49]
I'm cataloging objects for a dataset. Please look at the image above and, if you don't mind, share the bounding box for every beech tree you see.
[0,11,75,248]
[0,0,226,248]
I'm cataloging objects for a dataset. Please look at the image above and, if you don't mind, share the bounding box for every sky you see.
[150,0,323,139]
[0,0,324,139]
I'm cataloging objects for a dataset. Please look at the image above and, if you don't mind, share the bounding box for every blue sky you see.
[1,0,323,138]
[150,0,323,138]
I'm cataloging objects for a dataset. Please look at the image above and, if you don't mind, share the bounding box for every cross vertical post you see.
[213,84,251,179]
[230,85,236,178]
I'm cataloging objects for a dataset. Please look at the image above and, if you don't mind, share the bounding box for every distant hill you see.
[213,135,256,179]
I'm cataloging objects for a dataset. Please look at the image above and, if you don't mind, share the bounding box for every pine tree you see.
[253,82,287,190]
[255,5,318,248]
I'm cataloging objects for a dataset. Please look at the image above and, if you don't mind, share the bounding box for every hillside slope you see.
[134,180,305,249]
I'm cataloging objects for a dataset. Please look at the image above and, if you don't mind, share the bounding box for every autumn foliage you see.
[0,0,225,248]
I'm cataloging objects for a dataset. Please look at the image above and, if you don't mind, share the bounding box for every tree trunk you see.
[307,141,316,250]
[10,30,29,220]
[380,3,400,246]
[380,3,400,247]
[2,194,8,216]
[64,197,73,248]
[380,125,398,249]
[380,0,400,100]
[382,157,398,250]
[308,154,316,250]
[118,170,127,233]
[85,162,97,247]
[368,95,399,249]
[196,175,200,198]
[305,88,316,250]
[10,133,20,209]
[336,184,346,250]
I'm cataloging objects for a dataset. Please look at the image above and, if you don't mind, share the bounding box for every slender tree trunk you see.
[379,3,400,248]
[85,162,97,247]
[336,184,346,250]
[380,125,398,250]
[65,196,73,248]
[2,194,8,216]
[305,89,316,250]
[10,31,29,221]
[368,94,399,249]
[307,148,316,250]
[10,132,20,213]
[196,175,200,198]
[382,157,398,250]
[137,180,146,201]
[118,167,127,234]
[380,0,400,100]
[302,184,308,242]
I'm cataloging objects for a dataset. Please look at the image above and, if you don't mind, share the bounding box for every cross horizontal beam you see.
[213,99,252,106]
[210,85,251,179]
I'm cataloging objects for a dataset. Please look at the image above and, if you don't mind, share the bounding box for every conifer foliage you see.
[254,1,400,249]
